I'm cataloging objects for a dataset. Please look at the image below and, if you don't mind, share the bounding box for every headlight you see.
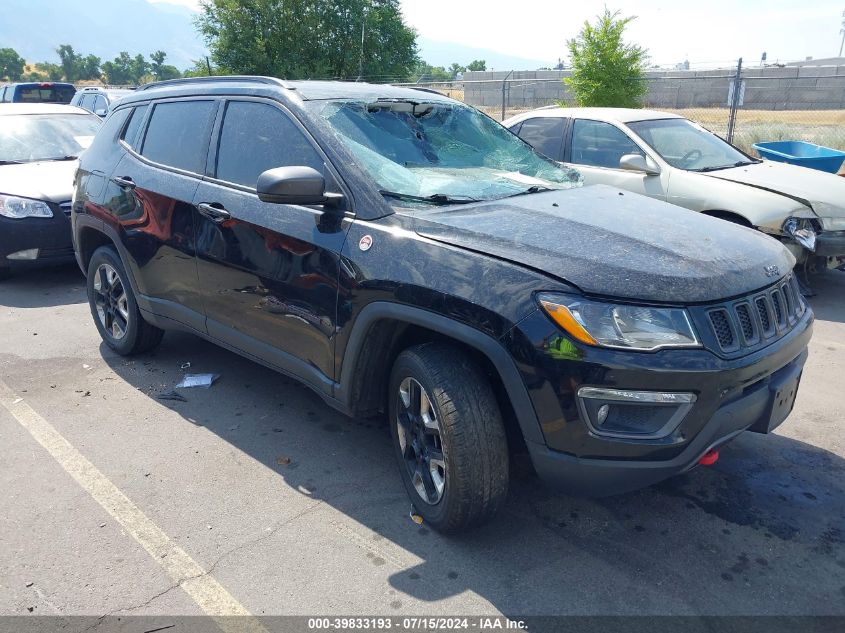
[0,194,53,219]
[782,217,816,251]
[538,293,700,351]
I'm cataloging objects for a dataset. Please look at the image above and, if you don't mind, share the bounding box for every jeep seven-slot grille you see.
[709,309,734,348]
[705,275,804,353]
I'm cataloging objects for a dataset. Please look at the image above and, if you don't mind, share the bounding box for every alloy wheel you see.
[93,263,129,340]
[396,376,446,505]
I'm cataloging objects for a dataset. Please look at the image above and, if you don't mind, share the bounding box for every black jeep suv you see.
[72,77,812,532]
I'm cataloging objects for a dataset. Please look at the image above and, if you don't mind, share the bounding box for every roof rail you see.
[137,75,293,92]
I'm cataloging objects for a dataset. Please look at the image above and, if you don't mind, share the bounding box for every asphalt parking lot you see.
[1,266,843,623]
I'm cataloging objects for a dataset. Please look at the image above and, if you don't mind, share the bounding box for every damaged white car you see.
[504,107,845,274]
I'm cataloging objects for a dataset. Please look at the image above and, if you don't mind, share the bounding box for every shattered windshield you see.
[311,98,582,204]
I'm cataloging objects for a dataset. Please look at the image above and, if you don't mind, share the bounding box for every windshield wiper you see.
[40,155,79,162]
[379,190,480,205]
[0,159,27,165]
[499,185,555,199]
[693,159,762,173]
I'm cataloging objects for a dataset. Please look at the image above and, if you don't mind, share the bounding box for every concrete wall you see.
[461,66,845,111]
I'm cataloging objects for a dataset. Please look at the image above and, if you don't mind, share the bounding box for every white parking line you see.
[0,380,267,633]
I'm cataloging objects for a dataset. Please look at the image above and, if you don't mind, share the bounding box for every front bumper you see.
[815,230,845,258]
[0,205,75,270]
[505,302,813,497]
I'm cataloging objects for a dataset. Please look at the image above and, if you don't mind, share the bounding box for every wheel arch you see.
[76,224,116,273]
[700,209,754,228]
[336,302,543,448]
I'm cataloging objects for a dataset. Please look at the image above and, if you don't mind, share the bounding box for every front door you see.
[193,99,350,388]
[565,118,668,201]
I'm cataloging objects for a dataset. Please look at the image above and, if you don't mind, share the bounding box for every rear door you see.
[104,98,218,332]
[509,116,568,161]
[565,118,669,200]
[192,98,350,387]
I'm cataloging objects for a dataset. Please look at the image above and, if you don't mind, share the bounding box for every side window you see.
[93,95,107,114]
[215,101,324,188]
[140,100,217,173]
[120,104,148,150]
[79,94,95,111]
[571,119,644,169]
[515,117,566,160]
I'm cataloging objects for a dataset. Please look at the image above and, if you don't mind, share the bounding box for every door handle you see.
[111,175,135,189]
[197,202,232,223]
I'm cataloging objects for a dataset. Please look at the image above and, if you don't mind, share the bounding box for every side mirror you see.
[256,166,342,207]
[94,108,108,117]
[619,153,661,176]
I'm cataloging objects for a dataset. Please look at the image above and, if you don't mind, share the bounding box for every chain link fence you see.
[398,63,845,172]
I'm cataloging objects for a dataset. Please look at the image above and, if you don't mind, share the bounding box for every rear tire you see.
[389,343,509,533]
[86,246,164,355]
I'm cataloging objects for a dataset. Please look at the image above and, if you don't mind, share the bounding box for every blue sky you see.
[149,0,845,67]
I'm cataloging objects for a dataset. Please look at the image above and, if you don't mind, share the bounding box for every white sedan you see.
[503,107,845,271]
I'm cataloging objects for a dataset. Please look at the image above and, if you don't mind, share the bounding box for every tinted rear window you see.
[121,105,148,150]
[16,86,76,104]
[141,100,217,173]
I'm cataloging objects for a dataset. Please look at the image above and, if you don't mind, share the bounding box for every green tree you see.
[131,54,149,83]
[102,52,134,85]
[150,51,181,81]
[565,8,648,107]
[0,48,26,81]
[36,62,63,81]
[183,58,215,77]
[56,44,83,81]
[80,55,102,81]
[466,59,486,71]
[448,62,465,78]
[410,60,451,82]
[196,0,417,81]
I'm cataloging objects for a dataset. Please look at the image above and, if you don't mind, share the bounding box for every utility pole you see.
[840,10,845,57]
[727,57,743,144]
[357,5,367,82]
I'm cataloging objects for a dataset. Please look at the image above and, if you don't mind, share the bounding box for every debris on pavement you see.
[181,362,191,369]
[410,508,423,525]
[175,374,219,389]
[157,391,187,403]
[276,455,292,466]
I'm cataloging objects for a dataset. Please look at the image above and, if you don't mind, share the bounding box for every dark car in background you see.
[71,86,134,117]
[72,77,812,532]
[0,82,76,104]
[0,103,101,279]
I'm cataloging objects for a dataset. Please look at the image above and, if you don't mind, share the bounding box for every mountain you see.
[1,0,207,71]
[416,37,550,72]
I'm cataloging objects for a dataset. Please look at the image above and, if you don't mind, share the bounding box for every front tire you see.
[389,343,509,533]
[86,246,164,355]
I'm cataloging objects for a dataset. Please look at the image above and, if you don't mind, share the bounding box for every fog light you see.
[6,248,39,260]
[596,404,610,425]
[577,387,696,439]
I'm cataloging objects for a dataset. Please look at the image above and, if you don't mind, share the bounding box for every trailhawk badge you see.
[359,235,373,251]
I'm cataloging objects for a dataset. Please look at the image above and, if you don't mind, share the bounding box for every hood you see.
[0,160,78,203]
[412,185,794,304]
[705,161,845,218]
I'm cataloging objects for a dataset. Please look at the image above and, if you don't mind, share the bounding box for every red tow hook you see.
[698,449,720,466]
